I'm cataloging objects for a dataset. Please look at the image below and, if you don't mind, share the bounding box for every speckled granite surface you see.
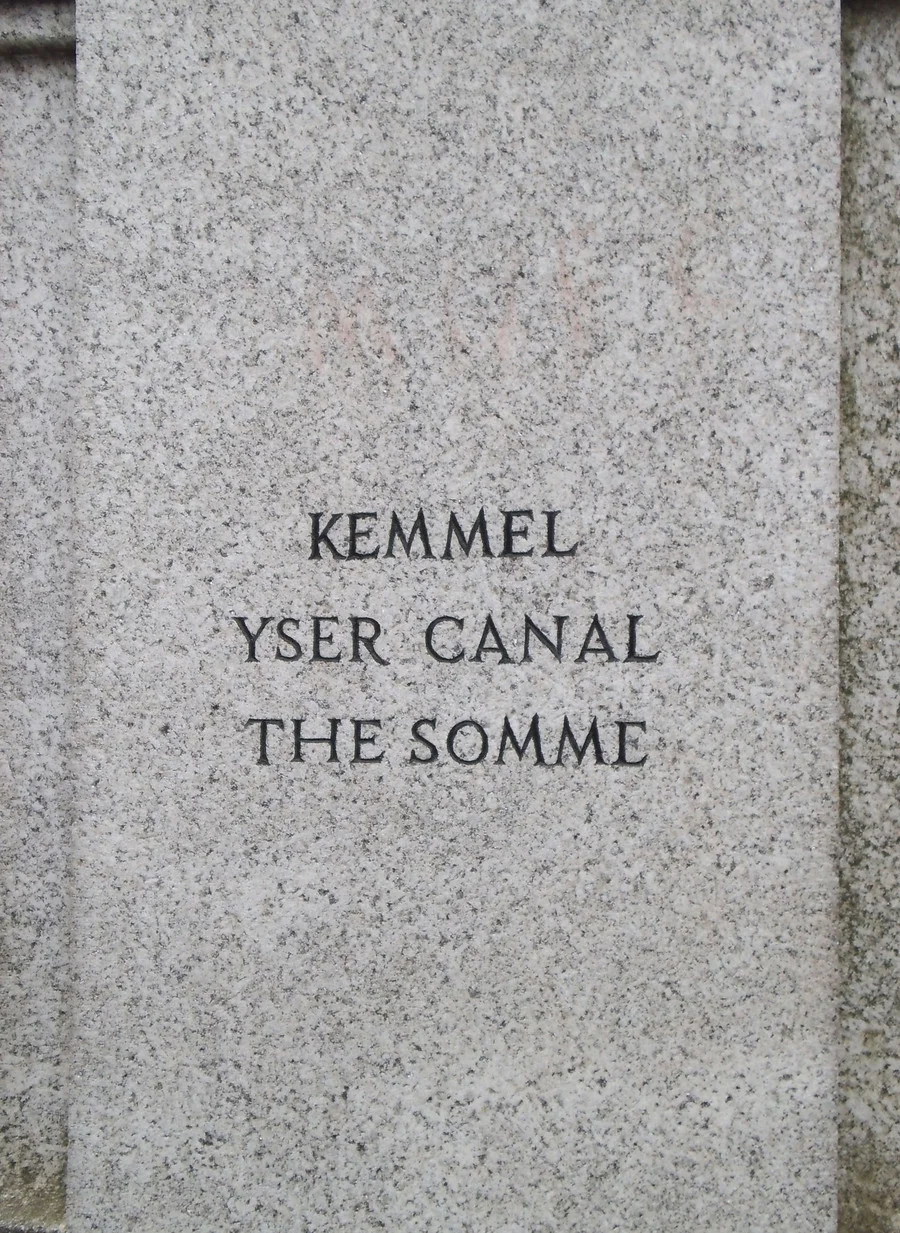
[69,1,840,1229]
[0,49,73,1233]
[840,7,900,1231]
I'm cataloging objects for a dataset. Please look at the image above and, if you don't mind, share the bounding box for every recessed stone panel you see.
[69,3,840,1229]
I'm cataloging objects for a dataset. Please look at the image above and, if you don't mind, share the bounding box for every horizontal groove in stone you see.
[0,1225,63,1233]
[0,2,74,53]
[0,36,74,55]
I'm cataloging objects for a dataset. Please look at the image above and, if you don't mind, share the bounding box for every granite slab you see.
[69,2,840,1228]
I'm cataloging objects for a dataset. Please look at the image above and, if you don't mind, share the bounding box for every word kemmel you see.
[309,508,578,559]
[245,715,648,767]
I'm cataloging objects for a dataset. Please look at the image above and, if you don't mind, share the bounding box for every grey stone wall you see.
[1,2,899,1228]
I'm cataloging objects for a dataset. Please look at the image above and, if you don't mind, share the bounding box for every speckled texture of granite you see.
[840,7,900,1231]
[0,48,73,1233]
[70,2,840,1229]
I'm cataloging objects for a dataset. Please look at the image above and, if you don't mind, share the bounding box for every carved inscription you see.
[232,508,661,769]
[308,508,579,560]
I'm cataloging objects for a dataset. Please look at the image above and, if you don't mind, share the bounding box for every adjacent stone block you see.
[840,6,900,1231]
[0,42,74,1233]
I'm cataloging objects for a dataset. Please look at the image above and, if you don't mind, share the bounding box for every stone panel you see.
[70,2,840,1229]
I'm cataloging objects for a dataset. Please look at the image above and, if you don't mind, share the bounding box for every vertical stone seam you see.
[839,2,900,1231]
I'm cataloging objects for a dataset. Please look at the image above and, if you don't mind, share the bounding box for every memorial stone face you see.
[68,0,839,1228]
